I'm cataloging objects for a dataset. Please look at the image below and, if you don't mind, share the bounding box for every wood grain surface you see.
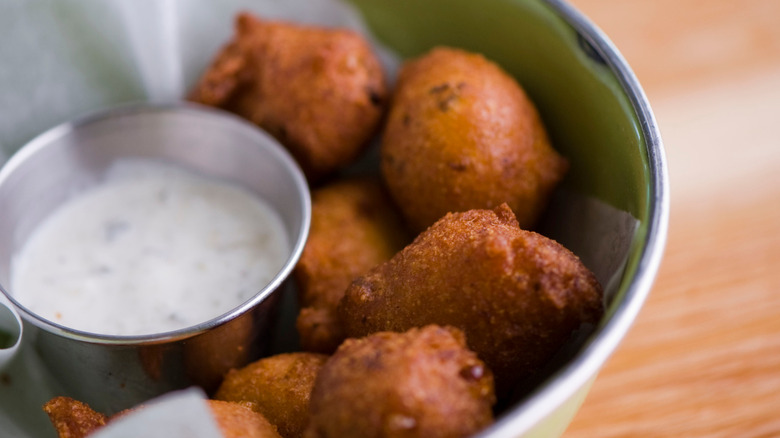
[563,0,780,437]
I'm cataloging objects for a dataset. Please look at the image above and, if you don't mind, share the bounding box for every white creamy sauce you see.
[11,160,290,336]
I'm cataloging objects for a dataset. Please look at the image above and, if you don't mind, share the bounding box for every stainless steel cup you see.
[0,103,311,414]
[0,293,22,371]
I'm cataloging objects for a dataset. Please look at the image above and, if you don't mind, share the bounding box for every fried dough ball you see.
[209,400,282,438]
[339,204,603,393]
[304,325,495,438]
[381,47,568,232]
[190,13,387,181]
[43,397,107,438]
[215,353,328,438]
[43,397,280,438]
[294,177,409,353]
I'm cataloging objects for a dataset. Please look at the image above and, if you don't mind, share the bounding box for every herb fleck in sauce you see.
[11,161,289,336]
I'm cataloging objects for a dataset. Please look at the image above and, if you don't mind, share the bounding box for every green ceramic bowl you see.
[346,0,669,436]
[0,0,667,436]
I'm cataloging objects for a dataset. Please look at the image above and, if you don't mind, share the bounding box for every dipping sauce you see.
[11,160,290,336]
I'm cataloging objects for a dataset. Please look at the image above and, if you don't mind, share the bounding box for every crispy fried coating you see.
[339,204,603,393]
[294,177,409,353]
[381,47,568,232]
[190,13,387,181]
[43,397,107,438]
[209,400,282,438]
[214,353,328,438]
[304,325,495,438]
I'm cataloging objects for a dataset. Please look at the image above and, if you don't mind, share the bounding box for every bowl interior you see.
[0,0,665,434]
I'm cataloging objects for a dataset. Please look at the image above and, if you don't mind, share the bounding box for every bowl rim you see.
[477,0,670,436]
[0,102,312,345]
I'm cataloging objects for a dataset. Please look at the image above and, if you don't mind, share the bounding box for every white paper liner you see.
[0,0,399,157]
[91,389,222,438]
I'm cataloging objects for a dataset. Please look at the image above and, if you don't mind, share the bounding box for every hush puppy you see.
[304,325,495,438]
[209,400,282,438]
[294,177,409,353]
[43,397,107,438]
[339,204,603,393]
[215,352,328,438]
[381,47,568,231]
[190,13,387,181]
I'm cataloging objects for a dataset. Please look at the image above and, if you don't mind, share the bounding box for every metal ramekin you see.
[0,103,311,414]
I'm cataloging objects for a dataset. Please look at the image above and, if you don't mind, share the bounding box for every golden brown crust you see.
[339,204,603,393]
[208,400,282,438]
[190,12,387,181]
[214,353,327,438]
[381,46,568,232]
[43,397,108,438]
[304,325,495,438]
[294,177,409,353]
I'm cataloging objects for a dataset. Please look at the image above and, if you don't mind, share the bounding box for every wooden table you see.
[563,0,780,436]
